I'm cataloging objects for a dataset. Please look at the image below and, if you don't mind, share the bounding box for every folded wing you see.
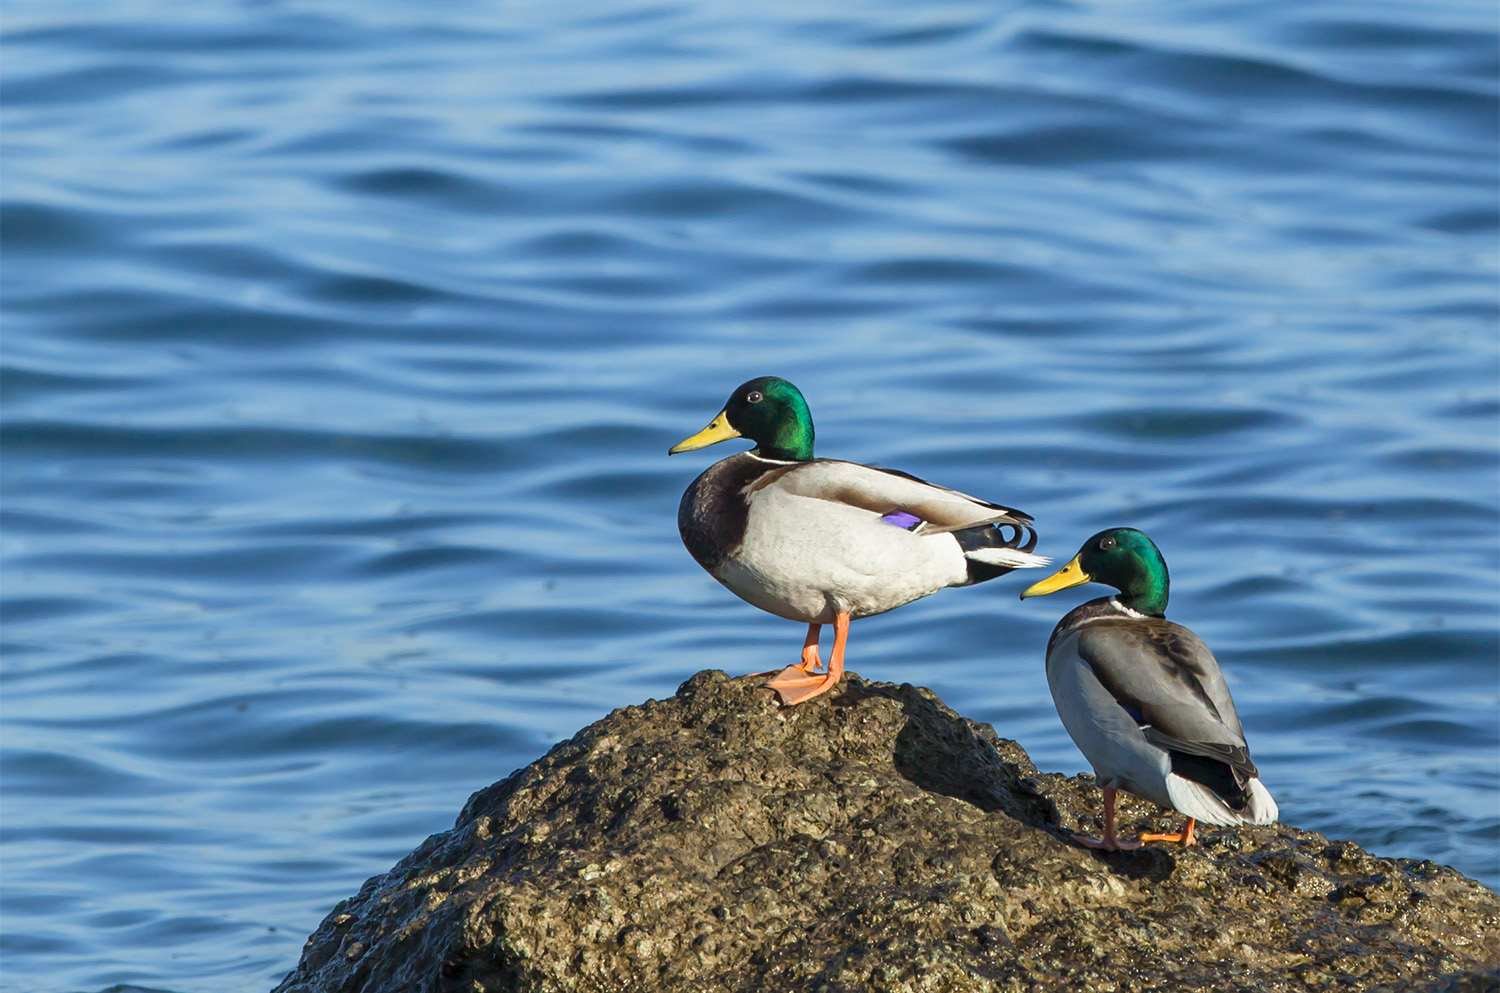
[759,459,1034,533]
[1077,619,1258,802]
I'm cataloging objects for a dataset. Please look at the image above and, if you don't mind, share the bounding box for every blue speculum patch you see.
[880,511,922,531]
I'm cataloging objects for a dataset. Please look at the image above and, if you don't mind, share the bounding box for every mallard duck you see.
[1021,527,1277,850]
[669,376,1048,705]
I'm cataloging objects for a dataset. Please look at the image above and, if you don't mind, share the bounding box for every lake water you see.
[3,1,1496,990]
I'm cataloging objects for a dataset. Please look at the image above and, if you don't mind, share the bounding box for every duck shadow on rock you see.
[870,680,1179,886]
[840,679,1058,822]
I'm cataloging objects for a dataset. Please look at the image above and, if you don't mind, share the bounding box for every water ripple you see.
[3,2,1496,991]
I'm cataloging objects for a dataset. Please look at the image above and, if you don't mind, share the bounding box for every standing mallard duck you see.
[1021,528,1277,850]
[669,376,1047,705]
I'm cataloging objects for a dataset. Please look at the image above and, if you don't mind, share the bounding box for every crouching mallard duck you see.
[670,376,1048,705]
[1021,528,1277,850]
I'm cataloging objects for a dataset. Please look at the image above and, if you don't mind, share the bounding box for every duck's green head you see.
[1020,527,1169,616]
[668,376,815,462]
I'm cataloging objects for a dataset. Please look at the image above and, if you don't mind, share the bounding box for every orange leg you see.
[763,612,848,706]
[1071,787,1143,851]
[751,624,821,677]
[799,623,823,671]
[1139,817,1198,847]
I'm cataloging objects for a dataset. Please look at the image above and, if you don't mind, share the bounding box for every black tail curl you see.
[954,519,1040,583]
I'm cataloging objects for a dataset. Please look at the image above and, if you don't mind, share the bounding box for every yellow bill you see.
[1021,555,1092,598]
[668,410,741,454]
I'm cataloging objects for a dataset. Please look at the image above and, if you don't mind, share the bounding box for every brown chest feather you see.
[677,454,779,572]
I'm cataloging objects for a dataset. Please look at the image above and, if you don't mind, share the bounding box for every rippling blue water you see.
[3,1,1497,989]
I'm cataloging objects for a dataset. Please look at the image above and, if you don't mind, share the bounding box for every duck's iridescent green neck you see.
[1082,527,1170,616]
[1115,556,1169,616]
[756,416,813,461]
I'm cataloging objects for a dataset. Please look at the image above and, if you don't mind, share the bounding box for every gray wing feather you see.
[1075,619,1247,749]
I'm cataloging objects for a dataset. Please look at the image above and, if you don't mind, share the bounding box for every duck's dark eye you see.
[1099,536,1117,551]
[747,391,764,403]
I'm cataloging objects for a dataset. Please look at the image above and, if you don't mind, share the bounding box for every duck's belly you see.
[1046,631,1175,809]
[714,491,968,624]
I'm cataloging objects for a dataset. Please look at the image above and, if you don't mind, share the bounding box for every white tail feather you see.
[1244,778,1279,824]
[1165,774,1278,827]
[964,548,1051,569]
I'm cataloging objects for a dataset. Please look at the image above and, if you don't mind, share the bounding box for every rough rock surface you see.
[275,670,1500,993]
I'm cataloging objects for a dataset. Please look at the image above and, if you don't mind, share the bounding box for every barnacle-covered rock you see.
[274,670,1500,993]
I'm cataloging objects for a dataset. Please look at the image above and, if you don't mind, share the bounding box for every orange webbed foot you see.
[761,666,842,705]
[1138,818,1198,847]
[759,612,848,707]
[1071,786,1151,852]
[1071,832,1144,852]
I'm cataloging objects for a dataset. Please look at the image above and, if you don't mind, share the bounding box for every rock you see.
[274,671,1500,993]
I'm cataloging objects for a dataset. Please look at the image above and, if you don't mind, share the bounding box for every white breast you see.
[713,484,971,624]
